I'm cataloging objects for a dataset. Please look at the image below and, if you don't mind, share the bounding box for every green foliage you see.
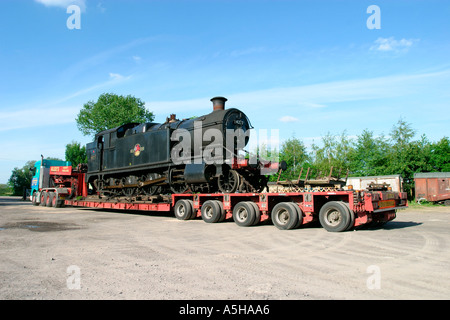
[76,93,155,136]
[274,118,449,200]
[311,131,354,176]
[350,129,389,176]
[430,137,450,172]
[65,141,87,167]
[0,184,13,196]
[278,137,310,181]
[8,160,36,196]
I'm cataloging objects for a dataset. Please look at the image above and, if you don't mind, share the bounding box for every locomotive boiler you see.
[86,97,275,198]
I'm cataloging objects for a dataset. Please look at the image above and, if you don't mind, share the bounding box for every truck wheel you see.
[319,201,350,232]
[233,201,256,227]
[201,200,223,223]
[40,192,47,206]
[271,202,299,230]
[174,199,194,220]
[46,192,54,207]
[32,193,39,206]
[48,192,56,208]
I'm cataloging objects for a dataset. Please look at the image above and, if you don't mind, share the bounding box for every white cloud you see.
[35,0,86,11]
[148,68,450,117]
[370,37,418,53]
[0,106,79,132]
[109,73,124,80]
[279,116,299,123]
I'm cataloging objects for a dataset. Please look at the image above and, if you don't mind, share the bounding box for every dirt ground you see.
[0,196,449,300]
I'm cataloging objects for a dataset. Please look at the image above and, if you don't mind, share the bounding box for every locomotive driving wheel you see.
[169,168,189,194]
[218,169,240,193]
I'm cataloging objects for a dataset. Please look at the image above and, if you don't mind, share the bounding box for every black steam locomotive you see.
[86,97,275,198]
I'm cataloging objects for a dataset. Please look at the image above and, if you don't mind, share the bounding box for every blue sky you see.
[0,0,449,183]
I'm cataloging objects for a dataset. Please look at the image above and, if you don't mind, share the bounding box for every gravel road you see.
[1,196,449,300]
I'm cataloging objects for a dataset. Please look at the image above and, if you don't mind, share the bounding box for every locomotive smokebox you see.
[211,96,227,112]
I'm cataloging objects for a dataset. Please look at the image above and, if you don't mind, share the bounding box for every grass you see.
[407,198,447,208]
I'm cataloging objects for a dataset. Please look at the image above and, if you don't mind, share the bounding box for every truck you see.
[33,162,408,232]
[30,156,87,208]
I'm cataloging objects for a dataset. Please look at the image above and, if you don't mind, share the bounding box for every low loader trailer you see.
[34,164,408,232]
[64,189,407,232]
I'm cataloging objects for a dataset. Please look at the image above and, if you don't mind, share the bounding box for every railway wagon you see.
[414,172,450,205]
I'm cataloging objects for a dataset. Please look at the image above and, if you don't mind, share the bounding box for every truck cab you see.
[30,157,71,204]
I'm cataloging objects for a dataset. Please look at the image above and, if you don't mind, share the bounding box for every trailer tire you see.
[233,201,256,227]
[201,200,223,223]
[271,202,299,230]
[174,199,194,220]
[186,200,196,219]
[217,201,226,222]
[319,201,350,232]
[342,202,355,231]
[288,202,303,229]
[247,202,261,226]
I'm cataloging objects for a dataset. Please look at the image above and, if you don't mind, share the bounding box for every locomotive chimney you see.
[211,97,227,112]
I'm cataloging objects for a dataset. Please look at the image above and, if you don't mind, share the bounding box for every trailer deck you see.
[64,189,408,232]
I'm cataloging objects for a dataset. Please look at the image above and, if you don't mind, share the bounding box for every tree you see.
[430,137,450,172]
[311,131,355,177]
[350,129,389,176]
[0,184,12,196]
[76,93,154,136]
[279,137,310,181]
[65,141,87,167]
[8,161,36,196]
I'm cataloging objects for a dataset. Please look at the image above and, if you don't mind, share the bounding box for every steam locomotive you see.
[86,97,277,198]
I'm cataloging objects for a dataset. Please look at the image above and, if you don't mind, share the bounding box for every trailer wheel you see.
[186,200,196,219]
[319,201,350,232]
[288,202,303,229]
[174,199,194,220]
[342,202,355,231]
[217,201,226,222]
[201,200,223,223]
[233,201,256,227]
[271,202,299,230]
[247,202,261,226]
